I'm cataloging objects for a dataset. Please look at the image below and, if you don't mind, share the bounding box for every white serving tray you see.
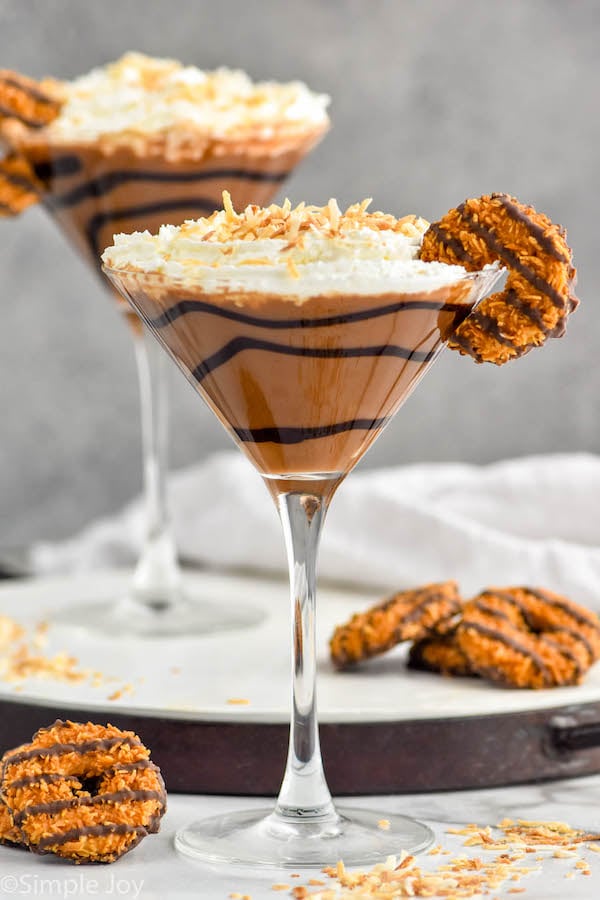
[0,569,599,724]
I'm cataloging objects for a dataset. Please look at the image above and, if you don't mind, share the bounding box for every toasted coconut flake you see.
[175,191,428,247]
[231,816,597,897]
[327,198,341,232]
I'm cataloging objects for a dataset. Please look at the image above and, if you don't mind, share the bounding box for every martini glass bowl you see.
[105,261,501,864]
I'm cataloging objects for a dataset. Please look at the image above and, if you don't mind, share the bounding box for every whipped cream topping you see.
[102,196,471,298]
[45,52,329,141]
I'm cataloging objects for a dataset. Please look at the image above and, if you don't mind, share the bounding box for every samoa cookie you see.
[456,589,594,689]
[503,586,600,665]
[419,193,578,364]
[0,70,62,128]
[330,581,461,669]
[407,627,474,677]
[1,721,166,863]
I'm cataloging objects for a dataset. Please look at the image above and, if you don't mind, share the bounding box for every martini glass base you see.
[51,591,266,638]
[175,807,434,868]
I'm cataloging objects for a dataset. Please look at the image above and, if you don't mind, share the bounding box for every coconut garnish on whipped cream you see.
[102,193,470,298]
[41,52,329,144]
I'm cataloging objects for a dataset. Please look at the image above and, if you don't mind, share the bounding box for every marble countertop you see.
[1,777,600,899]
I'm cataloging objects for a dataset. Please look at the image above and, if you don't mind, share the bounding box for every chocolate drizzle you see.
[100,759,156,780]
[427,223,477,267]
[473,598,514,624]
[478,590,533,623]
[14,789,165,827]
[543,624,595,663]
[450,329,484,362]
[492,194,570,264]
[33,155,82,180]
[191,336,437,385]
[146,296,468,332]
[456,202,566,310]
[3,736,143,770]
[0,74,58,105]
[503,287,563,336]
[47,167,290,209]
[0,166,38,194]
[462,620,552,685]
[540,634,582,678]
[85,199,218,258]
[518,587,600,632]
[0,103,48,130]
[135,289,472,451]
[36,823,147,852]
[400,590,460,625]
[232,417,391,445]
[466,311,518,350]
[467,589,597,679]
[9,773,82,792]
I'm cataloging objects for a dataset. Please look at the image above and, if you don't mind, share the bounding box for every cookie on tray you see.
[330,581,461,669]
[456,588,599,689]
[408,628,474,677]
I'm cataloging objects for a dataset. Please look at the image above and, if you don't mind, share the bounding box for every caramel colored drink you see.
[104,196,489,490]
[122,282,472,483]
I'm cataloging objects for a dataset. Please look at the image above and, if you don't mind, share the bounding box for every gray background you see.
[0,0,598,544]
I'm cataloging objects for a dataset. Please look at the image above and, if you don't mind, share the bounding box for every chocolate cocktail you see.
[103,195,501,866]
[0,54,329,634]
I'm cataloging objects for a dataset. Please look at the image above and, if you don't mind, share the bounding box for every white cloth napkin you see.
[32,452,600,608]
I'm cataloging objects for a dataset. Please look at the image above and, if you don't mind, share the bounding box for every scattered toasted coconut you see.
[0,612,131,699]
[178,190,428,248]
[245,817,599,898]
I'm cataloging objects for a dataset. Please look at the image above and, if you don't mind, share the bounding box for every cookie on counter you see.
[1,720,166,863]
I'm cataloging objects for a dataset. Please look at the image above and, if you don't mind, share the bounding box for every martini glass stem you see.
[274,490,337,824]
[131,325,181,607]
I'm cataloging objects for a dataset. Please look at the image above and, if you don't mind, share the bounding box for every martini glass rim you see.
[102,259,504,295]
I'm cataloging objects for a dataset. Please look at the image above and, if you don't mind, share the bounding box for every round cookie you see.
[1,721,166,863]
[510,586,600,664]
[419,193,578,364]
[456,588,596,689]
[408,629,474,678]
[0,69,62,128]
[330,581,461,669]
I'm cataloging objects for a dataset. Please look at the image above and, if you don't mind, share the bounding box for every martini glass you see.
[14,130,325,636]
[105,261,501,864]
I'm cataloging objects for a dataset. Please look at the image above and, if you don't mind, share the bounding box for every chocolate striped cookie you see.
[419,193,578,364]
[0,69,61,128]
[408,627,474,677]
[330,581,461,669]
[1,721,166,863]
[456,588,600,689]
